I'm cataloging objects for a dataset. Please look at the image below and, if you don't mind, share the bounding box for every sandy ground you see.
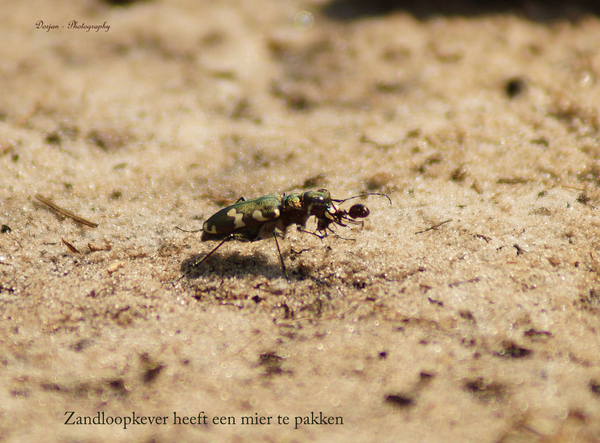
[3,0,600,441]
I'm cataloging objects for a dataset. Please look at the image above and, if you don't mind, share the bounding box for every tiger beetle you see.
[178,189,391,282]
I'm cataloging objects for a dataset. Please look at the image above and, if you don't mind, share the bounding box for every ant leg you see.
[329,231,356,241]
[297,226,326,239]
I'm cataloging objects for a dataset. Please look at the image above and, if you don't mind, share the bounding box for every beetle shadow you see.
[180,251,288,281]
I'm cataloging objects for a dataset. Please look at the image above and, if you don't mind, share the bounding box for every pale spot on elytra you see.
[252,208,280,222]
[252,210,269,221]
[204,224,217,234]
[227,208,245,228]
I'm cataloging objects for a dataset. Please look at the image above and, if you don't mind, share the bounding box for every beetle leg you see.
[259,221,281,240]
[273,234,290,283]
[195,237,231,267]
[235,197,246,203]
[169,236,231,284]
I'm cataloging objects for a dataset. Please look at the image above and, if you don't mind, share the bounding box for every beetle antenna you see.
[175,226,204,233]
[333,192,392,205]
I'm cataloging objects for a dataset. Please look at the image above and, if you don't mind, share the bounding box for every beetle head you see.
[302,189,333,216]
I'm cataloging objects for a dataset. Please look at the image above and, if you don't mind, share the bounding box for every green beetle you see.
[182,189,390,281]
